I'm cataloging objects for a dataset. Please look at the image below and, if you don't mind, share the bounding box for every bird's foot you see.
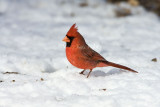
[87,69,92,78]
[79,72,84,75]
[79,72,83,74]
[79,70,85,75]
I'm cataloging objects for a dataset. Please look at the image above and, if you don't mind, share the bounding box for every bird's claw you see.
[79,72,85,75]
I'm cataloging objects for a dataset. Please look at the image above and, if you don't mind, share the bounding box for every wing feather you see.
[80,45,106,61]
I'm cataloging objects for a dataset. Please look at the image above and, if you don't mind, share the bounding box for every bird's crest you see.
[67,23,78,37]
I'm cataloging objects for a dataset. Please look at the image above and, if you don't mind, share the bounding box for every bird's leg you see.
[79,69,85,75]
[87,69,92,78]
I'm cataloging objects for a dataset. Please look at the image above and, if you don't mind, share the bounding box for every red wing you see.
[80,45,106,61]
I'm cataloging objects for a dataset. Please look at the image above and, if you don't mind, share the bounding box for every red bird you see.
[63,24,138,78]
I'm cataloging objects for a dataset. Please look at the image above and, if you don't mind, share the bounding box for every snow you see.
[0,0,160,107]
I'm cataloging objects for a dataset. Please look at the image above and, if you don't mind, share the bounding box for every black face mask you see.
[66,35,75,47]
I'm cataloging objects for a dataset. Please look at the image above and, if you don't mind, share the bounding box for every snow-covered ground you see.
[0,0,160,107]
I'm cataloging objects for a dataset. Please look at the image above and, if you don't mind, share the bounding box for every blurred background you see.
[1,0,160,18]
[108,0,160,16]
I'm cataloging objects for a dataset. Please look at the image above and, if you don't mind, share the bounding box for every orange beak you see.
[62,36,70,42]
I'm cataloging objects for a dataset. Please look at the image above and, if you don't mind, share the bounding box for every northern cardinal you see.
[63,24,138,78]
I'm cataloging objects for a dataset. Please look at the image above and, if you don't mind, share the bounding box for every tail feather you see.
[103,61,138,73]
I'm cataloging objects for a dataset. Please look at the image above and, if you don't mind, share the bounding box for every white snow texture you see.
[0,0,160,107]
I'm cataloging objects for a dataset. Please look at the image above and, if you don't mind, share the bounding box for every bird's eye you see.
[66,35,75,40]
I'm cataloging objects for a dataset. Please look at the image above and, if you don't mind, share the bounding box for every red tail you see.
[103,61,138,73]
